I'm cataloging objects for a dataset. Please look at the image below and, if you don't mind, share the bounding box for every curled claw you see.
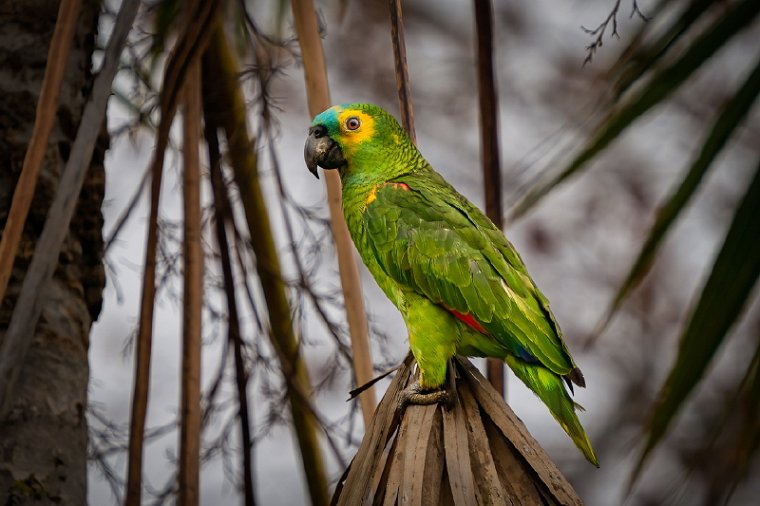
[396,359,458,414]
[396,381,454,414]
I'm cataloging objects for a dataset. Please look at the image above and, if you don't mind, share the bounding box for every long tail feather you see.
[506,356,599,467]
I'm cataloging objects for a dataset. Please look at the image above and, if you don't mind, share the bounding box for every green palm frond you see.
[502,0,760,495]
[630,155,760,485]
[589,53,760,344]
[509,0,760,221]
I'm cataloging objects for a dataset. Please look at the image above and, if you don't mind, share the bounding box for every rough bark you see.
[0,1,106,504]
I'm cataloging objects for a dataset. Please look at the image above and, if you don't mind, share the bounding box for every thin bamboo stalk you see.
[473,0,506,396]
[204,101,256,506]
[0,0,82,306]
[202,23,329,506]
[388,0,416,143]
[178,59,203,506]
[125,2,221,503]
[124,103,163,506]
[291,0,377,427]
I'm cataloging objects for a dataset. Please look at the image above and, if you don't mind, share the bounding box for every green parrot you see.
[304,103,598,466]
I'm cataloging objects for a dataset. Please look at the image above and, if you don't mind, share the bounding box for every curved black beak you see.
[304,125,345,179]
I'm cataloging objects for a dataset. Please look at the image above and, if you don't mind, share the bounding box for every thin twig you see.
[581,0,622,65]
[582,0,649,65]
[104,164,151,253]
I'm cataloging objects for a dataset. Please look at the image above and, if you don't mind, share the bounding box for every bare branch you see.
[581,0,648,65]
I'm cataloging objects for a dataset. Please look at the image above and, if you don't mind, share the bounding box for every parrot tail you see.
[505,355,599,467]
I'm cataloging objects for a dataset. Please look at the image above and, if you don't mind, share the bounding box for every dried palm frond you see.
[333,355,583,505]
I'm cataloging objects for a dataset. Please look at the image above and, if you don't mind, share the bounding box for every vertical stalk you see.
[125,2,220,501]
[204,101,256,506]
[124,88,163,506]
[388,0,416,143]
[0,0,81,305]
[178,59,203,506]
[202,23,329,506]
[474,0,505,396]
[124,122,162,506]
[291,0,377,426]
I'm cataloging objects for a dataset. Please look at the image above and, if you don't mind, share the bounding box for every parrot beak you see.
[304,125,345,179]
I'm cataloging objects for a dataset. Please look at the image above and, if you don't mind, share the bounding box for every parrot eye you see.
[345,116,361,131]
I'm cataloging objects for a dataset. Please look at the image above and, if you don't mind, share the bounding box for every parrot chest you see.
[342,185,408,309]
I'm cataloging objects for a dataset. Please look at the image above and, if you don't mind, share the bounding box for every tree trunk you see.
[0,1,105,504]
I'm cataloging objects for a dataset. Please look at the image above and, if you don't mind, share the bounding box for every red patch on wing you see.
[447,308,487,334]
[391,182,410,191]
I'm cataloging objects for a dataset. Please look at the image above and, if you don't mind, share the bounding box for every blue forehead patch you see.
[312,106,341,127]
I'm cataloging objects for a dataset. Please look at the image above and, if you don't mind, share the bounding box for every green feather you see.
[506,355,599,467]
[311,102,597,466]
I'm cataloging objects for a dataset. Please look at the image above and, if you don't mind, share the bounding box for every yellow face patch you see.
[336,108,376,151]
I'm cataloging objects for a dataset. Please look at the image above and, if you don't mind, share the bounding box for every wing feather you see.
[363,176,576,375]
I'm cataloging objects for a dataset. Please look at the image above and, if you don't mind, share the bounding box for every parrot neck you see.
[339,141,429,188]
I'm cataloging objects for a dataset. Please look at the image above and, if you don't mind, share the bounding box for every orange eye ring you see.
[345,116,361,131]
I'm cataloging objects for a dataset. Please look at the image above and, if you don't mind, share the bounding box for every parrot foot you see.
[396,382,454,414]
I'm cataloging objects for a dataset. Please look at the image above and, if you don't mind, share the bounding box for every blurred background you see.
[86,0,760,504]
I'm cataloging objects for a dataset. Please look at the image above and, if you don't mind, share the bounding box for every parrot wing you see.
[362,172,578,378]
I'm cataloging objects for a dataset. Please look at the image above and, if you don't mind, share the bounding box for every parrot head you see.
[304,103,410,180]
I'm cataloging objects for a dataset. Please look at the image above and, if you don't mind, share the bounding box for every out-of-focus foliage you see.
[509,0,760,498]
